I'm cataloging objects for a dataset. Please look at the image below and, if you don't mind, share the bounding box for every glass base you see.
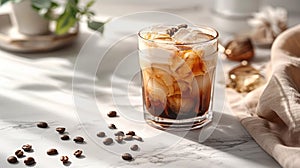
[145,111,212,131]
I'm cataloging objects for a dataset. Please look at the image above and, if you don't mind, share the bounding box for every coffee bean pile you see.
[6,121,85,166]
[96,111,144,161]
[7,144,36,166]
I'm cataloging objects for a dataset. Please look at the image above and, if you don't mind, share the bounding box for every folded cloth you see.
[226,24,300,168]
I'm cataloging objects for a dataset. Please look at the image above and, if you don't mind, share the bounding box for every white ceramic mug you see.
[214,0,260,17]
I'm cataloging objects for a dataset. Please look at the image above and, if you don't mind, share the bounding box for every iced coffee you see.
[138,24,218,130]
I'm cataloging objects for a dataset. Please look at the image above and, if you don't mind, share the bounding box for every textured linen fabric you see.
[226,24,300,168]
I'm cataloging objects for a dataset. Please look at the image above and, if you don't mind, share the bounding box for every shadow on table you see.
[166,111,280,167]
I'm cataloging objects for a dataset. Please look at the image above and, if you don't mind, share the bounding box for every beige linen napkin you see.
[226,24,300,168]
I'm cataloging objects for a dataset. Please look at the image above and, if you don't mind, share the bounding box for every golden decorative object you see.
[227,61,265,93]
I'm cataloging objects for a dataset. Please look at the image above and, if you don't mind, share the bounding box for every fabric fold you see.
[226,24,300,168]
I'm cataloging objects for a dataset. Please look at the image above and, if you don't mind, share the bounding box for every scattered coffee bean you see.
[60,156,69,163]
[97,131,106,137]
[103,138,113,145]
[133,136,143,142]
[107,111,117,117]
[74,150,83,158]
[124,135,133,141]
[114,131,124,136]
[37,121,48,128]
[47,148,58,155]
[122,153,133,161]
[7,156,18,164]
[130,144,139,151]
[61,135,70,140]
[73,136,84,143]
[115,136,123,143]
[56,127,66,134]
[22,144,32,152]
[15,149,24,158]
[177,24,188,29]
[24,157,35,166]
[108,124,117,129]
[126,131,135,136]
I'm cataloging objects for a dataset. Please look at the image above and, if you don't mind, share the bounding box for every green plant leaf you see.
[0,0,10,5]
[88,21,105,33]
[0,0,22,5]
[86,0,94,8]
[55,0,78,35]
[31,0,51,9]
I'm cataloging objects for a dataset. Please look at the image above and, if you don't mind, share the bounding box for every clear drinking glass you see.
[138,24,219,130]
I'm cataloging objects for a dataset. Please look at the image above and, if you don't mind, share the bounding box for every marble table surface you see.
[1,0,299,167]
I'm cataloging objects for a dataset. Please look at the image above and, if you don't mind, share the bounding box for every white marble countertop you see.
[0,0,299,167]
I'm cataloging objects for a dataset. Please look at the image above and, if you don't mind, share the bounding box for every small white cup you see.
[214,0,260,17]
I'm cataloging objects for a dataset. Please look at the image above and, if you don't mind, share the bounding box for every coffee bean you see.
[103,138,113,145]
[47,148,58,155]
[124,135,133,141]
[114,131,124,136]
[56,127,66,134]
[133,136,143,142]
[108,124,117,129]
[115,136,123,143]
[61,135,70,140]
[37,121,48,128]
[122,153,133,161]
[130,144,139,151]
[22,144,32,152]
[177,24,188,29]
[97,131,106,137]
[126,131,135,136]
[107,111,117,117]
[73,136,84,143]
[7,156,18,164]
[60,156,69,163]
[24,157,35,166]
[15,149,24,158]
[73,150,83,158]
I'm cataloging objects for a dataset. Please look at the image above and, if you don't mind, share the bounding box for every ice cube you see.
[139,47,175,65]
[167,95,195,114]
[194,41,218,58]
[151,67,175,96]
[173,80,192,96]
[175,63,192,78]
[170,54,185,72]
[167,94,181,113]
[172,28,192,44]
[181,97,195,113]
[152,67,174,85]
[183,50,206,76]
[147,78,168,104]
[173,28,213,44]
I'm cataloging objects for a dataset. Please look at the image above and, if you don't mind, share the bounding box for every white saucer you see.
[0,13,78,53]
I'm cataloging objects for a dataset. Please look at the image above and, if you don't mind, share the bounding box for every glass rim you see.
[137,24,219,45]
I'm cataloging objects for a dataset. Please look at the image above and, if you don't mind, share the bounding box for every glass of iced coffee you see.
[138,24,218,130]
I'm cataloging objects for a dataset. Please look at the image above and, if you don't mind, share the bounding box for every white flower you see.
[248,6,287,36]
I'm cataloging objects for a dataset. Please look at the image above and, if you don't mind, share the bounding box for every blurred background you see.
[89,0,300,35]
